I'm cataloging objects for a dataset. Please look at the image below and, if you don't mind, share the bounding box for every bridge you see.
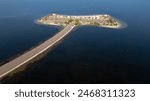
[0,22,75,80]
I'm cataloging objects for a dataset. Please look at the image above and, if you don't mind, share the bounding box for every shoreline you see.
[36,19,124,29]
[37,13,126,29]
[112,17,127,29]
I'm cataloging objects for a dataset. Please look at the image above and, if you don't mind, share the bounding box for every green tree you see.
[75,19,80,25]
[94,22,100,26]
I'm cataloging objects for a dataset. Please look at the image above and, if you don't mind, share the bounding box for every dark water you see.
[1,0,150,83]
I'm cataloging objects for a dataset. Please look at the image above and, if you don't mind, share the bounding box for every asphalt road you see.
[0,22,75,80]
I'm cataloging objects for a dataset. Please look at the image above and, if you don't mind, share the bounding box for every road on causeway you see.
[0,22,75,80]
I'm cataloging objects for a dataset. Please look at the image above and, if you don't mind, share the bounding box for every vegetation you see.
[38,14,120,28]
[68,19,73,23]
[64,19,74,25]
[75,19,80,26]
[94,22,100,26]
[65,21,69,24]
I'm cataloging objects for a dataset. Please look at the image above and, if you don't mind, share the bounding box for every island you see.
[37,13,121,28]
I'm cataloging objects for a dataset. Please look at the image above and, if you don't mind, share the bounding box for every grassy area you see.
[75,19,80,25]
[65,19,74,24]
[94,22,100,26]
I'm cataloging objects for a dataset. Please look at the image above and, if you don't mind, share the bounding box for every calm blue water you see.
[1,0,150,83]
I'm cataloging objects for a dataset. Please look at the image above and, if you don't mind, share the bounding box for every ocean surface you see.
[0,0,150,83]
